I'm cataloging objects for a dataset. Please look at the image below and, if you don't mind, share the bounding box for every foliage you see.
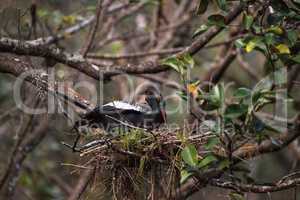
[0,0,299,199]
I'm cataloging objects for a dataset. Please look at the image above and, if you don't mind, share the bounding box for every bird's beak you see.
[156,95,161,102]
[159,98,167,123]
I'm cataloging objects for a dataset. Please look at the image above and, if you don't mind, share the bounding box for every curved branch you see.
[174,116,300,199]
[179,4,243,56]
[210,177,300,193]
[0,37,168,79]
[0,4,245,80]
[0,54,93,110]
[0,116,48,197]
[26,2,129,46]
[233,115,300,162]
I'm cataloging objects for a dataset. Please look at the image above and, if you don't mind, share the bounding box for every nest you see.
[73,126,214,199]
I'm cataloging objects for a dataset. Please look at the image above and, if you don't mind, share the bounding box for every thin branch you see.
[96,1,148,49]
[87,47,184,60]
[0,54,93,110]
[0,3,245,80]
[0,116,48,198]
[98,14,190,47]
[179,4,244,56]
[137,74,182,90]
[233,115,300,161]
[237,51,260,81]
[25,2,129,46]
[80,0,105,57]
[0,100,37,191]
[203,46,237,83]
[288,64,300,92]
[210,177,300,193]
[87,35,244,61]
[173,115,300,199]
[0,37,166,78]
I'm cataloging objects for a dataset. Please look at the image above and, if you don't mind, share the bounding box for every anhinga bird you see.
[68,88,166,151]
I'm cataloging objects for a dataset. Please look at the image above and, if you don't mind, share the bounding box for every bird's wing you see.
[137,102,152,113]
[103,101,145,112]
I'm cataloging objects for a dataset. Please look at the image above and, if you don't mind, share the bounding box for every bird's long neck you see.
[147,98,166,124]
[149,100,160,112]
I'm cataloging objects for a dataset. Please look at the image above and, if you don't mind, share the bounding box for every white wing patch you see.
[104,101,144,112]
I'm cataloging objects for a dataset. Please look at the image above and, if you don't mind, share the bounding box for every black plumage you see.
[74,89,166,133]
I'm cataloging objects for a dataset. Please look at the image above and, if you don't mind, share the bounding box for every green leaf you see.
[234,39,246,48]
[242,13,254,30]
[197,0,209,15]
[245,37,262,53]
[225,104,248,119]
[216,0,227,11]
[161,54,194,75]
[62,15,76,25]
[266,26,284,35]
[161,57,181,72]
[181,144,198,167]
[177,91,188,101]
[233,88,251,99]
[292,54,300,63]
[229,192,245,200]
[193,24,209,38]
[208,14,226,27]
[198,154,217,168]
[208,84,225,109]
[37,9,49,18]
[138,156,146,175]
[110,41,123,54]
[218,159,230,170]
[292,0,300,8]
[19,173,33,187]
[264,33,276,46]
[217,83,225,108]
[180,169,193,184]
[287,30,298,46]
[275,44,291,54]
[204,137,220,150]
[86,5,96,11]
[181,54,195,69]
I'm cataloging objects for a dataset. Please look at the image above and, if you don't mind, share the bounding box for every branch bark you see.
[210,177,300,193]
[0,3,244,80]
[0,115,48,198]
[0,54,93,110]
[173,115,300,199]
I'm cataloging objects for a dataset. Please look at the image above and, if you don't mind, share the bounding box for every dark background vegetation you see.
[0,0,300,199]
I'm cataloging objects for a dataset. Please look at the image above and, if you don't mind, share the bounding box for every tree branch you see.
[80,0,106,57]
[233,115,300,161]
[25,2,129,46]
[179,4,243,56]
[0,54,93,110]
[210,176,300,193]
[174,115,300,199]
[0,3,245,80]
[0,115,48,198]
